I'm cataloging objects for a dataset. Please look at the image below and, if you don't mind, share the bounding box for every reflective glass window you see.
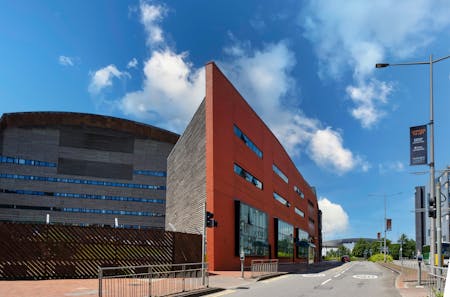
[238,202,269,256]
[277,219,293,258]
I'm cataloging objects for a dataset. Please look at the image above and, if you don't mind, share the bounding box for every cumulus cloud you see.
[301,0,450,128]
[318,198,349,239]
[127,58,138,69]
[308,128,369,174]
[59,55,75,66]
[346,79,393,128]
[139,1,167,46]
[222,40,369,174]
[88,65,130,95]
[114,1,367,174]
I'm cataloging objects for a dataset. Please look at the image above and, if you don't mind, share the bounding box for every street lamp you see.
[369,192,402,262]
[376,54,450,267]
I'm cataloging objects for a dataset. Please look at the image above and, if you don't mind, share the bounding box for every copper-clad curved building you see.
[0,112,178,228]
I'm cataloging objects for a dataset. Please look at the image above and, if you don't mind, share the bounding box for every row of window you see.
[273,164,288,183]
[134,170,167,177]
[233,126,307,202]
[237,201,312,258]
[234,125,263,158]
[0,173,166,190]
[1,155,167,178]
[0,188,165,204]
[234,164,263,190]
[0,203,164,217]
[0,155,56,167]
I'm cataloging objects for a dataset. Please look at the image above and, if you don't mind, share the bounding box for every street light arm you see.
[432,54,450,64]
[375,54,450,68]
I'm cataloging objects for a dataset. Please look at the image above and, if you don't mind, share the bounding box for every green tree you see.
[352,239,369,258]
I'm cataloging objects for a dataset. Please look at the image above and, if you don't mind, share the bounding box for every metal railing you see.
[98,262,208,297]
[394,260,447,297]
[251,259,278,278]
[425,265,447,297]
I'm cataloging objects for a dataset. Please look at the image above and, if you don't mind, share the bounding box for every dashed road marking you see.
[353,274,378,279]
[301,273,326,278]
[321,278,332,286]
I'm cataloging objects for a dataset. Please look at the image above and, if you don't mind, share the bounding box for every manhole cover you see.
[352,274,378,279]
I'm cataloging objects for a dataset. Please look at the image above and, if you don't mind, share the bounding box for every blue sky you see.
[2,0,450,242]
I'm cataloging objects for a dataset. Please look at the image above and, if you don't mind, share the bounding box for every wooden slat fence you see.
[0,222,201,280]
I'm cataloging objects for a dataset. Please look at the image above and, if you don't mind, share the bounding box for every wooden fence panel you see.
[0,222,201,279]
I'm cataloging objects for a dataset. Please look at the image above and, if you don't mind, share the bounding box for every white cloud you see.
[139,1,166,46]
[301,0,450,127]
[318,198,349,239]
[346,79,393,128]
[114,1,367,174]
[59,55,75,66]
[88,65,130,95]
[308,128,369,174]
[120,50,204,132]
[127,58,138,69]
[222,41,369,174]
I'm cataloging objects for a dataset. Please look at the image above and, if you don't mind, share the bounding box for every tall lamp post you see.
[376,54,450,267]
[369,192,402,262]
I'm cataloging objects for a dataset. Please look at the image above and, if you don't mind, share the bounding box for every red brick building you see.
[166,62,322,271]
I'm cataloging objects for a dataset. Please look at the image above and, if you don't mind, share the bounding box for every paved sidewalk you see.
[379,262,428,297]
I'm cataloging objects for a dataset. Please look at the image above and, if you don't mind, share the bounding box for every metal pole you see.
[201,201,206,285]
[437,181,442,267]
[384,194,387,262]
[429,54,437,267]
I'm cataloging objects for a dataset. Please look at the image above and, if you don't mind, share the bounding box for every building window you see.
[236,201,269,256]
[0,203,164,217]
[234,164,263,190]
[0,173,165,190]
[276,219,293,258]
[308,200,315,214]
[294,186,304,199]
[273,164,288,183]
[233,125,263,158]
[273,192,290,207]
[295,207,305,217]
[134,170,167,177]
[308,218,315,231]
[0,155,57,167]
[296,228,309,258]
[0,188,165,204]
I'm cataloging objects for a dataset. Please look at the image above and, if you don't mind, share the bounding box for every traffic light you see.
[206,211,218,228]
[428,194,436,218]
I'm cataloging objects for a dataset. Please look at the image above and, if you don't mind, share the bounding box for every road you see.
[208,261,401,297]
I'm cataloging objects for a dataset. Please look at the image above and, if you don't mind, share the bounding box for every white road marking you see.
[301,273,326,278]
[321,278,332,286]
[353,274,378,279]
[334,273,341,278]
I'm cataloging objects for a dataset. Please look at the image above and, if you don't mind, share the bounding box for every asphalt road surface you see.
[208,261,401,297]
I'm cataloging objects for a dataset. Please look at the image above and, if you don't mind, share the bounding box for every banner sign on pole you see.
[410,125,428,165]
[386,218,392,231]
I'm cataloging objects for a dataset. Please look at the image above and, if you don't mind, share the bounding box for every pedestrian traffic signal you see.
[206,211,218,228]
[429,195,436,218]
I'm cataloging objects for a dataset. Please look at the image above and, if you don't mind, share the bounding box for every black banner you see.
[410,125,428,166]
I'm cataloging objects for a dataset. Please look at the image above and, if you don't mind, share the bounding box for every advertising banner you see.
[386,218,392,231]
[410,125,428,165]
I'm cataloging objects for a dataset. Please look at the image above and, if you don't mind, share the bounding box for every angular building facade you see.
[166,62,322,271]
[0,112,178,229]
